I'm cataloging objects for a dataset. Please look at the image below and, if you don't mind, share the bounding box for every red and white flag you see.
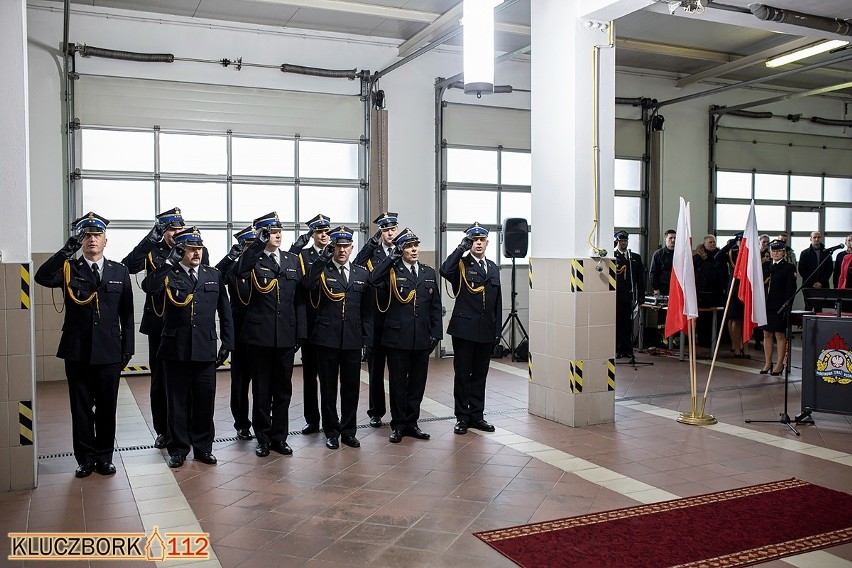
[733,201,767,342]
[665,197,698,338]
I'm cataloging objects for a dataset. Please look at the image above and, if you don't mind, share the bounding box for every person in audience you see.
[724,233,750,358]
[833,234,852,289]
[799,231,834,311]
[612,231,645,359]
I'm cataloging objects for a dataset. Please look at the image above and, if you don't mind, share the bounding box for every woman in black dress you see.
[760,240,798,375]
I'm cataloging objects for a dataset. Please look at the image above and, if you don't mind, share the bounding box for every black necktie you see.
[92,263,101,286]
[339,265,348,285]
[479,259,486,272]
[189,267,197,285]
[411,263,417,278]
[269,253,279,271]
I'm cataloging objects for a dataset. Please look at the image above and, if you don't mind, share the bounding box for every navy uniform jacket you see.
[215,255,250,335]
[294,246,322,337]
[762,259,797,312]
[305,259,373,350]
[614,249,646,304]
[122,238,209,335]
[355,239,391,327]
[439,249,502,343]
[35,253,134,365]
[235,239,307,348]
[141,263,234,361]
[369,256,442,351]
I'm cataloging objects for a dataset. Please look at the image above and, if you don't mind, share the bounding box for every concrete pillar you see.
[528,1,617,426]
[0,0,37,491]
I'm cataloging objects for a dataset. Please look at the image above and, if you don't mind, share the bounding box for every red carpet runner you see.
[474,479,852,568]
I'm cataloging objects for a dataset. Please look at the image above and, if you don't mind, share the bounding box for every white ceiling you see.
[50,0,852,95]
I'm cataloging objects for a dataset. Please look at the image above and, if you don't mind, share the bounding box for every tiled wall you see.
[0,261,37,491]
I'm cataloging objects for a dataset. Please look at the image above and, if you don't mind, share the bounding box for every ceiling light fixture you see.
[463,0,503,97]
[765,39,849,67]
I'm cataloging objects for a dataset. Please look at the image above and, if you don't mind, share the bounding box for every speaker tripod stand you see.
[500,257,529,362]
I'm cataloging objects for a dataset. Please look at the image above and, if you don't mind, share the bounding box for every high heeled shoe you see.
[759,365,772,375]
[770,365,784,376]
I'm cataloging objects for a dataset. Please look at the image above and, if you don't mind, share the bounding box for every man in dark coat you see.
[799,231,834,311]
[236,211,307,457]
[142,227,233,468]
[121,207,209,448]
[35,212,134,478]
[369,228,442,443]
[440,222,501,435]
[304,226,373,450]
[613,231,645,359]
[354,212,400,427]
[649,229,676,296]
[215,226,256,440]
[288,213,331,435]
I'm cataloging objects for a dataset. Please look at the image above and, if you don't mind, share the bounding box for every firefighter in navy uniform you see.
[760,239,798,376]
[122,207,209,448]
[613,231,646,359]
[142,227,233,468]
[236,211,307,457]
[354,212,400,428]
[288,213,332,435]
[368,228,442,443]
[440,222,501,435]
[304,226,373,450]
[35,212,134,478]
[215,226,257,440]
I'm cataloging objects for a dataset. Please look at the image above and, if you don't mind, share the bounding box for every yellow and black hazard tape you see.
[528,260,533,289]
[20,264,31,309]
[528,352,533,382]
[569,259,584,292]
[607,259,617,291]
[569,360,584,393]
[19,401,33,446]
[607,358,616,391]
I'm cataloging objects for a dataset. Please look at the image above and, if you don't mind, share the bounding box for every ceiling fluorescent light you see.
[463,0,502,96]
[765,39,849,67]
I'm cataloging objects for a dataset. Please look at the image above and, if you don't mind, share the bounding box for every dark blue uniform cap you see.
[306,214,331,232]
[174,226,204,247]
[734,231,744,240]
[374,212,398,229]
[614,230,629,241]
[769,239,786,250]
[253,211,283,231]
[393,227,419,248]
[465,222,489,238]
[234,226,256,243]
[156,207,185,229]
[329,225,354,245]
[73,212,109,234]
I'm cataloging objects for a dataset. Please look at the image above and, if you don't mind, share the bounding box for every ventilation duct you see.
[749,4,852,37]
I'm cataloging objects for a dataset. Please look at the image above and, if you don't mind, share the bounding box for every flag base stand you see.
[677,412,717,426]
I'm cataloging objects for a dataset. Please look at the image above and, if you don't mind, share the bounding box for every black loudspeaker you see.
[502,218,529,258]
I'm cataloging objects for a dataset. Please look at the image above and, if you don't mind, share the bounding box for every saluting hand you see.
[292,231,312,250]
[166,244,186,266]
[258,228,270,244]
[227,244,242,260]
[368,229,382,247]
[60,233,84,258]
[146,222,165,244]
[389,245,402,260]
[459,236,474,252]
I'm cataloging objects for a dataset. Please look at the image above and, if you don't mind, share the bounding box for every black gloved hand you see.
[146,223,165,243]
[258,228,270,244]
[293,231,312,250]
[121,352,132,369]
[215,347,230,367]
[60,234,83,258]
[295,338,305,353]
[320,244,334,262]
[429,338,439,352]
[389,245,402,260]
[166,244,186,266]
[227,244,242,260]
[459,236,474,252]
[368,229,382,247]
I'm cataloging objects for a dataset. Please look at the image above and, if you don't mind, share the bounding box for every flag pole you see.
[698,280,737,417]
[679,317,716,424]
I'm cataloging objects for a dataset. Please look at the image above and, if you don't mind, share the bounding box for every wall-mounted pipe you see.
[750,4,852,37]
[76,44,174,62]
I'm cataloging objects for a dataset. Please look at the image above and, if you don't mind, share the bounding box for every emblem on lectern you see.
[815,333,852,385]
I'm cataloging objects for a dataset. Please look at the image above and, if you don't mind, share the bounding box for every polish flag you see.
[665,197,698,338]
[733,201,767,342]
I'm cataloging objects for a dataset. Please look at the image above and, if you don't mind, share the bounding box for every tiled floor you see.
[2,342,852,567]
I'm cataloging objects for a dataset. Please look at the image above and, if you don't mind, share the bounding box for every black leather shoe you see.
[469,419,496,432]
[454,421,469,435]
[301,423,320,435]
[271,441,293,455]
[325,437,340,450]
[196,452,217,465]
[95,462,116,475]
[236,428,253,440]
[255,444,270,457]
[167,455,185,469]
[369,416,383,428]
[153,434,168,449]
[341,435,360,448]
[405,426,430,440]
[75,464,93,478]
[389,429,403,443]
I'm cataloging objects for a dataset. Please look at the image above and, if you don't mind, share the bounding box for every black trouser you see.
[615,298,634,356]
[147,335,168,437]
[316,346,361,438]
[301,341,320,427]
[64,360,121,466]
[451,337,491,423]
[162,359,216,458]
[385,347,430,431]
[229,340,252,431]
[249,344,295,446]
[367,327,387,419]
